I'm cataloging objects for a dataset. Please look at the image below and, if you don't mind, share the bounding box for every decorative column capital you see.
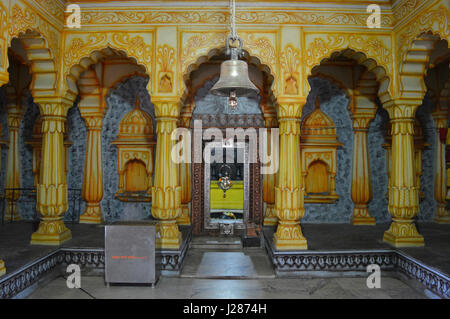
[35,97,73,116]
[83,115,103,130]
[276,97,306,119]
[264,113,278,128]
[351,116,373,131]
[6,112,23,129]
[179,107,192,128]
[432,106,449,129]
[384,100,421,120]
[152,96,181,118]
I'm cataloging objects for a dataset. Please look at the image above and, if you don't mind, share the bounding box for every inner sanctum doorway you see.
[191,132,264,239]
[203,141,249,233]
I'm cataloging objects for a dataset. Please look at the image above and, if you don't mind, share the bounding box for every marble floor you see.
[27,274,427,299]
[26,247,428,299]
[180,248,275,279]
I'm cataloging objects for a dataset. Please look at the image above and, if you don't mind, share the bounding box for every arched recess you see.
[179,46,277,119]
[309,59,380,121]
[77,62,148,118]
[8,30,57,99]
[65,46,150,104]
[399,32,449,100]
[308,48,392,107]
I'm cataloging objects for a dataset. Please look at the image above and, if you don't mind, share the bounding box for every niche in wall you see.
[112,97,155,202]
[301,98,342,203]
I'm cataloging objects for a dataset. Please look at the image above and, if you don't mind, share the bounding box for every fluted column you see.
[263,114,278,226]
[447,130,450,201]
[351,116,376,225]
[273,97,307,250]
[5,111,23,221]
[383,102,424,247]
[79,116,104,224]
[31,101,72,245]
[151,98,182,249]
[0,122,6,276]
[0,79,7,275]
[0,260,5,276]
[433,111,449,223]
[177,108,192,225]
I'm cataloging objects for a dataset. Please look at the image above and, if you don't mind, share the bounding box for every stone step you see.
[190,236,243,249]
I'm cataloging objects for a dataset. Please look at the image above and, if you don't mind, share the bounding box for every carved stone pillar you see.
[383,102,424,247]
[5,111,23,221]
[151,98,182,249]
[0,260,5,276]
[177,107,192,226]
[447,130,450,202]
[273,97,307,250]
[0,120,6,276]
[28,117,43,191]
[432,108,449,223]
[79,116,104,224]
[351,116,376,225]
[263,114,278,226]
[31,101,72,245]
[413,121,427,201]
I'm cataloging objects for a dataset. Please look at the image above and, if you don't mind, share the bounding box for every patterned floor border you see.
[263,232,450,299]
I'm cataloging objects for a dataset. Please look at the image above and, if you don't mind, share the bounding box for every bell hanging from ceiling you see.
[210,36,259,99]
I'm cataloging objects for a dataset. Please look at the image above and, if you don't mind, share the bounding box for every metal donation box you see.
[105,221,160,286]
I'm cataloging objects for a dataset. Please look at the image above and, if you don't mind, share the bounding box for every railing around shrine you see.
[0,188,82,228]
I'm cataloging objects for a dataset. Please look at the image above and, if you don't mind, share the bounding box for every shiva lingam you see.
[217,164,233,198]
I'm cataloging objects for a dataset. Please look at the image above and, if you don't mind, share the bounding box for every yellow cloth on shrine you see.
[210,181,244,210]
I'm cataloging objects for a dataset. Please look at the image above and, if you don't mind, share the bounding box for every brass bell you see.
[210,36,259,98]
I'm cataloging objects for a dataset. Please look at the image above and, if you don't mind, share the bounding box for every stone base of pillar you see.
[5,205,21,221]
[351,206,376,225]
[156,220,182,249]
[79,204,103,224]
[31,219,72,245]
[273,221,308,250]
[263,203,277,226]
[383,221,424,247]
[433,205,450,224]
[0,260,5,276]
[177,203,191,225]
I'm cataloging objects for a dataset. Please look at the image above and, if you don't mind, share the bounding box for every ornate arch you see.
[180,37,277,118]
[399,32,449,101]
[7,4,59,98]
[395,3,449,100]
[63,33,153,103]
[306,40,392,106]
[181,32,276,93]
[0,1,9,83]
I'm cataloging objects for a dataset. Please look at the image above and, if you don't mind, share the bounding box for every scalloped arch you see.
[8,29,57,99]
[180,46,277,117]
[309,48,392,107]
[183,47,274,87]
[399,31,449,101]
[65,45,151,103]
